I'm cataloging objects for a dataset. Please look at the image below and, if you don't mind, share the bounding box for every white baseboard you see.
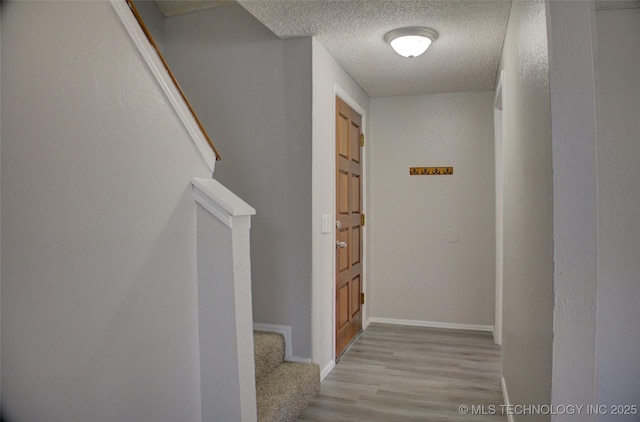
[363,317,372,330]
[320,360,335,381]
[253,323,310,363]
[368,317,494,332]
[288,356,312,363]
[501,376,515,422]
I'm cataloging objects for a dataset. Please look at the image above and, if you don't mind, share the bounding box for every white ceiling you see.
[237,0,512,97]
[156,0,513,97]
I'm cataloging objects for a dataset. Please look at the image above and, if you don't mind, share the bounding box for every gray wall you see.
[500,0,554,416]
[1,2,209,420]
[134,1,165,53]
[162,4,314,358]
[594,7,640,417]
[368,92,495,327]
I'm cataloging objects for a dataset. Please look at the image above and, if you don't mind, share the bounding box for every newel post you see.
[191,178,257,422]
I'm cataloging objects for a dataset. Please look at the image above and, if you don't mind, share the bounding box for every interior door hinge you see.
[360,133,365,147]
[361,214,365,227]
[361,292,365,305]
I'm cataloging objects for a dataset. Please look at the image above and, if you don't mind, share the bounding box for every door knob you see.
[336,241,347,249]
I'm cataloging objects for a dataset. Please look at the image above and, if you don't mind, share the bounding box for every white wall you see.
[594,7,640,417]
[368,92,495,328]
[500,0,554,415]
[311,38,369,374]
[1,2,210,420]
[162,5,314,358]
[548,1,599,416]
[548,5,640,420]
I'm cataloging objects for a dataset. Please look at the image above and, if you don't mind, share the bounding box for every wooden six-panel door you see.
[335,96,363,359]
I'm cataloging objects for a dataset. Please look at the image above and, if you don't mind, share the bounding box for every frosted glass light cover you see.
[384,27,438,58]
[390,35,432,58]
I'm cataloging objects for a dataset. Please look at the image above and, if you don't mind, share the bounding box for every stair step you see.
[256,361,321,422]
[254,331,286,383]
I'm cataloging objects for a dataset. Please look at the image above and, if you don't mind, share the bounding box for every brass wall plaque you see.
[409,167,453,175]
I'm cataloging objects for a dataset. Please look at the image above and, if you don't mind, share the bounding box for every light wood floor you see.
[298,323,506,422]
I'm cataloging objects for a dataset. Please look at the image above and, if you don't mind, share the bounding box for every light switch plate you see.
[321,214,332,234]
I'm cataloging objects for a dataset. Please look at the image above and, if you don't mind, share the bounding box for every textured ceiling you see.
[594,0,640,10]
[237,0,512,97]
[156,1,234,17]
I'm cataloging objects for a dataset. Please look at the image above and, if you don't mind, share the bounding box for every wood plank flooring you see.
[298,323,506,422]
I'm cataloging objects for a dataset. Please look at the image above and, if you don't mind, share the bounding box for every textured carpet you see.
[254,331,320,422]
[254,331,286,383]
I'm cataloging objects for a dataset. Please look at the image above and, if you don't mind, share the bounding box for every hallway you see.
[298,323,505,421]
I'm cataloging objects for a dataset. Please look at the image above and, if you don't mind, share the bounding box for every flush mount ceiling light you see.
[384,27,439,58]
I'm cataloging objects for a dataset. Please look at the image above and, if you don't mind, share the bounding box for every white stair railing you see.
[192,178,257,422]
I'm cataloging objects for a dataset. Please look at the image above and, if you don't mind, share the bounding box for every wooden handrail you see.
[126,0,222,161]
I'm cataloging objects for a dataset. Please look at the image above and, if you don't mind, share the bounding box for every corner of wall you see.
[499,0,555,411]
[547,0,598,411]
[311,36,370,372]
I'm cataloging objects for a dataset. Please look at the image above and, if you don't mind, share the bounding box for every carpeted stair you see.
[254,331,320,422]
